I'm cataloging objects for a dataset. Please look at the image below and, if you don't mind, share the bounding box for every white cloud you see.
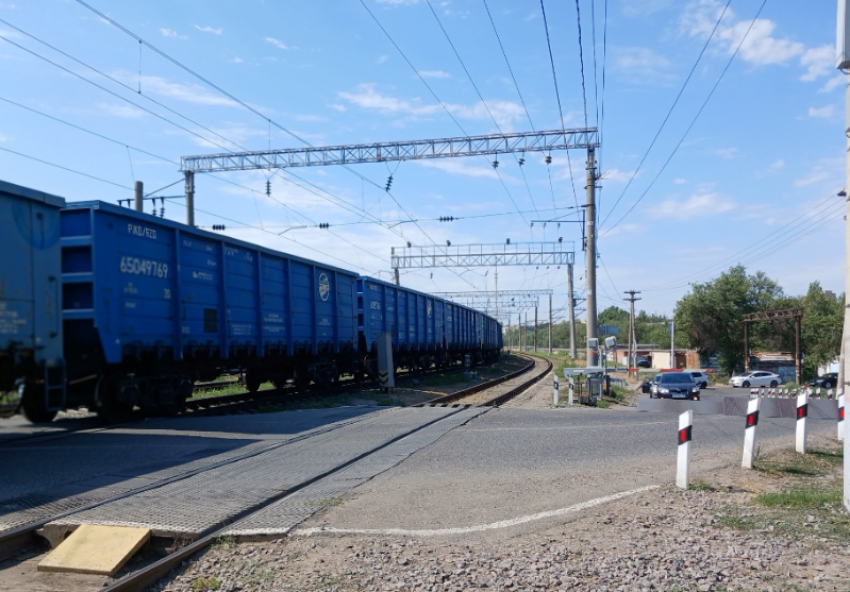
[794,171,829,187]
[653,193,736,220]
[714,147,738,159]
[770,159,784,169]
[807,105,835,118]
[95,102,146,119]
[337,83,525,130]
[376,55,388,64]
[159,28,187,40]
[114,71,240,108]
[601,168,637,184]
[415,159,498,179]
[613,47,674,84]
[194,25,223,35]
[229,57,244,64]
[265,37,289,50]
[800,45,833,81]
[328,104,347,112]
[819,74,845,93]
[673,178,687,185]
[0,131,10,142]
[681,1,803,66]
[418,70,450,79]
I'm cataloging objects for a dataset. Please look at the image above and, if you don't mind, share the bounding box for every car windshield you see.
[660,373,694,383]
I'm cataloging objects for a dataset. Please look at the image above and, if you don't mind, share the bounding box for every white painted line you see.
[292,485,659,537]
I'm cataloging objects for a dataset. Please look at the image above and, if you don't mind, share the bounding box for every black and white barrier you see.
[553,374,560,406]
[742,398,760,469]
[839,394,845,442]
[568,376,575,406]
[796,391,808,454]
[677,410,693,489]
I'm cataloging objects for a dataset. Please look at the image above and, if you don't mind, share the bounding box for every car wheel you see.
[701,381,708,389]
[742,381,750,388]
[769,381,778,388]
[825,381,834,389]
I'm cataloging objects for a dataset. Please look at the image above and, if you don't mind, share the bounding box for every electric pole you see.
[624,290,641,371]
[585,147,598,366]
[567,262,577,359]
[534,306,538,352]
[548,293,553,354]
[839,0,850,514]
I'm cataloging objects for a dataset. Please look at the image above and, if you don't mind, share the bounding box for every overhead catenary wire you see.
[599,0,733,228]
[603,0,767,235]
[539,0,580,211]
[573,0,589,132]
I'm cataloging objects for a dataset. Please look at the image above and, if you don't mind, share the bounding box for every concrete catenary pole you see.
[567,262,577,359]
[534,306,538,352]
[839,0,850,512]
[134,180,144,212]
[585,147,598,367]
[184,171,195,227]
[548,293,553,354]
[625,291,641,370]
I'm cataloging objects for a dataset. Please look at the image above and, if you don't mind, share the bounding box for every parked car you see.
[809,372,838,389]
[686,370,710,389]
[729,371,781,388]
[651,372,700,400]
[648,374,663,397]
[635,356,651,368]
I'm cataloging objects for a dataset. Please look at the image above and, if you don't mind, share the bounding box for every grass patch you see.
[246,571,276,586]
[715,506,759,531]
[690,479,716,492]
[756,447,842,477]
[755,487,842,509]
[212,535,237,550]
[596,400,610,409]
[307,496,343,507]
[191,576,221,591]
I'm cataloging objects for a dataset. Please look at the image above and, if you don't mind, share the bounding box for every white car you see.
[686,370,710,389]
[729,371,781,388]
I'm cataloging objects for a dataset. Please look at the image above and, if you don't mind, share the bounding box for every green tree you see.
[674,266,784,375]
[800,282,843,379]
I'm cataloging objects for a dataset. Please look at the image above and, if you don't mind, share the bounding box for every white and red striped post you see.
[796,391,808,454]
[553,374,560,406]
[742,397,760,469]
[839,394,845,442]
[677,410,693,489]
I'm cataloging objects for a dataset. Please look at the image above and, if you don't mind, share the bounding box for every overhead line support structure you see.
[586,147,599,367]
[742,308,803,383]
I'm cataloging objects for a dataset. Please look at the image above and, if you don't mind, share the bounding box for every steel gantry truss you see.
[390,242,575,270]
[181,129,598,173]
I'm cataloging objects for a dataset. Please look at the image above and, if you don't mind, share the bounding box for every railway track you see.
[0,354,548,592]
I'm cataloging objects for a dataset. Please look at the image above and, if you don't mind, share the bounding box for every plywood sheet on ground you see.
[37,524,150,576]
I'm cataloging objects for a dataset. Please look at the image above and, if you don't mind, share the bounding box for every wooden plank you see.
[37,524,150,576]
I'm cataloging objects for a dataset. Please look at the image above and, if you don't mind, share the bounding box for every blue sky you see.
[0,0,844,323]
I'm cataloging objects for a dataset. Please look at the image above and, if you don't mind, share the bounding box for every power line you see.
[573,0,589,131]
[603,0,768,234]
[481,0,534,132]
[599,0,733,228]
[0,145,132,190]
[425,0,540,218]
[540,0,580,210]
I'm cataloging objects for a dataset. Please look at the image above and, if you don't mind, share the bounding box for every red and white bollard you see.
[838,394,845,442]
[742,398,760,469]
[677,410,693,489]
[796,392,808,454]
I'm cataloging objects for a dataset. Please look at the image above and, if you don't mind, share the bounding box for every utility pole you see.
[624,290,641,370]
[567,262,577,359]
[548,293,553,354]
[839,0,850,513]
[394,267,400,286]
[184,171,195,227]
[585,147,598,366]
[494,265,499,317]
[534,306,538,352]
[134,180,144,212]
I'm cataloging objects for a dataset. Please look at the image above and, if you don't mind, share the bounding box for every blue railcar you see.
[357,277,500,374]
[0,180,66,421]
[60,201,358,419]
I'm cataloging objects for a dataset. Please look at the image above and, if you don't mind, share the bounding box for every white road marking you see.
[292,485,659,537]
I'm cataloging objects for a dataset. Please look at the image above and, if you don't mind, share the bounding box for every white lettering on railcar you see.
[192,271,214,281]
[120,256,169,278]
[318,273,330,302]
[0,303,25,335]
[127,224,157,240]
[370,301,381,310]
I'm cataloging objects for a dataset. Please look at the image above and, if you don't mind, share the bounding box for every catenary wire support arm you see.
[391,242,574,269]
[181,129,599,172]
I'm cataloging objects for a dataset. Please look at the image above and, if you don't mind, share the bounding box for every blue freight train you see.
[0,180,503,422]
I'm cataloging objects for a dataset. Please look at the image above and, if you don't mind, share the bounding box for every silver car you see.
[729,371,781,388]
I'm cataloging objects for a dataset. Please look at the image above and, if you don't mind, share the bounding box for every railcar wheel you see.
[245,371,263,394]
[20,382,58,423]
